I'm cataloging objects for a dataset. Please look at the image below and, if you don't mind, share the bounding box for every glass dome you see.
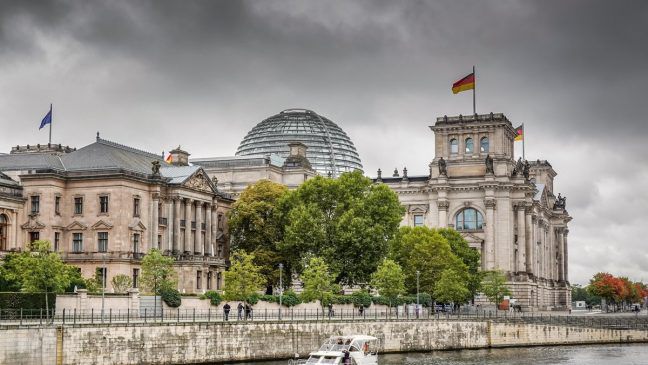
[236,109,363,176]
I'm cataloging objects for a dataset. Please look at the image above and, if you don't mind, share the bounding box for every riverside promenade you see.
[1,309,648,365]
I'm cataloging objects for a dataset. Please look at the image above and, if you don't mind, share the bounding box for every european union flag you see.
[39,105,52,130]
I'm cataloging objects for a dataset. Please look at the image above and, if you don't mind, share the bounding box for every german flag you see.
[514,124,524,141]
[452,72,475,94]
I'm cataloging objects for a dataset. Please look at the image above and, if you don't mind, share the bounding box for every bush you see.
[351,291,372,308]
[0,292,57,310]
[201,291,223,306]
[161,288,181,307]
[281,290,301,307]
[246,293,259,305]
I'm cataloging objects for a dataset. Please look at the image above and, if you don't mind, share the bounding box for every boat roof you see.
[328,335,378,342]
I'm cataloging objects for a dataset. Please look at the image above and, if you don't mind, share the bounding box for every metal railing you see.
[2,307,648,330]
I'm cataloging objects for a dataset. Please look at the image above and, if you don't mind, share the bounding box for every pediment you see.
[91,220,114,230]
[408,204,429,213]
[65,221,88,231]
[183,169,216,194]
[21,218,46,230]
[460,232,484,243]
[129,220,147,232]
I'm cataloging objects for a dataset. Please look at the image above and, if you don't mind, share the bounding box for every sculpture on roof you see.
[513,157,524,177]
[554,193,567,210]
[523,160,530,180]
[376,168,382,181]
[151,160,161,177]
[485,154,494,174]
[392,168,399,177]
[438,157,447,176]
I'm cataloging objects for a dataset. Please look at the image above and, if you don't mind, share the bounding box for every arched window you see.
[480,137,489,153]
[465,138,474,153]
[455,208,484,230]
[0,214,7,251]
[450,139,458,154]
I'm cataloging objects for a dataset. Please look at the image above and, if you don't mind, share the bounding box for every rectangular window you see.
[29,231,40,243]
[73,233,83,252]
[133,197,140,217]
[74,197,83,215]
[98,232,108,252]
[30,196,40,214]
[196,270,202,290]
[132,268,139,288]
[55,196,61,215]
[99,195,109,214]
[207,272,212,290]
[54,232,60,251]
[157,234,162,249]
[413,215,424,227]
[132,233,140,253]
[96,267,107,288]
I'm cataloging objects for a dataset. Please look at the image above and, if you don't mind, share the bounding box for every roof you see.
[0,171,19,186]
[160,165,200,184]
[62,137,163,174]
[0,153,65,171]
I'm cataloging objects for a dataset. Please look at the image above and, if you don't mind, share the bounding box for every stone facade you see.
[377,113,572,310]
[0,136,234,294]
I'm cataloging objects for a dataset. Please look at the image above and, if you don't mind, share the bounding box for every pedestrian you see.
[245,303,252,320]
[359,306,364,316]
[237,302,243,320]
[328,303,334,318]
[223,303,231,321]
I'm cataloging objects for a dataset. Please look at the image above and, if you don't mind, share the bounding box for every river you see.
[234,344,648,365]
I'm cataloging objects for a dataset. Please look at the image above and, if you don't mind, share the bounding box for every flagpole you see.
[522,123,525,160]
[472,65,476,115]
[48,104,52,144]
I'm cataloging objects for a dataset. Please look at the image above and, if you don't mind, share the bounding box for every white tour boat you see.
[290,335,379,365]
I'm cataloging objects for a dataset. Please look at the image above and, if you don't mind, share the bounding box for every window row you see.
[196,270,222,290]
[30,195,141,216]
[30,231,143,253]
[449,137,489,154]
[411,208,484,231]
[93,267,140,289]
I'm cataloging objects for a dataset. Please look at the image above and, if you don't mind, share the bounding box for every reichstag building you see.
[0,108,570,309]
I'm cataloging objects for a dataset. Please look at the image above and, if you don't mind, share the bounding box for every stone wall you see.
[2,319,647,365]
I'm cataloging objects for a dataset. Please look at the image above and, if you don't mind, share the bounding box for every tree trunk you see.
[45,289,49,322]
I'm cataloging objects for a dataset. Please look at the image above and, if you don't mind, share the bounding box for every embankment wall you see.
[1,320,647,365]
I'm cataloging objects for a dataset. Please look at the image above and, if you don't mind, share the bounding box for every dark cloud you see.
[1,0,647,284]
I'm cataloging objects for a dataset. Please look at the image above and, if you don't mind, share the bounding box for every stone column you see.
[210,204,218,256]
[205,203,212,256]
[484,199,496,270]
[195,202,203,255]
[563,229,569,282]
[151,194,159,250]
[173,198,181,252]
[437,201,449,227]
[184,199,192,253]
[12,210,19,250]
[516,203,526,273]
[165,198,173,251]
[557,228,565,281]
[525,206,533,275]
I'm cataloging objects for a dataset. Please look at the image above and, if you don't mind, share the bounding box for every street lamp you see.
[101,253,107,322]
[278,263,283,319]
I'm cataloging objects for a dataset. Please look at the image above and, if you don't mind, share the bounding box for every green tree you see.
[370,259,406,306]
[280,171,404,285]
[0,252,25,291]
[140,248,177,295]
[434,268,471,306]
[300,256,339,313]
[13,240,72,318]
[571,284,600,306]
[228,180,289,292]
[437,228,482,298]
[480,270,511,307]
[111,274,133,294]
[389,226,469,295]
[223,250,265,302]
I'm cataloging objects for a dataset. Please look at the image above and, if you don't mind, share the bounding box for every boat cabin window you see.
[321,356,337,364]
[307,356,320,364]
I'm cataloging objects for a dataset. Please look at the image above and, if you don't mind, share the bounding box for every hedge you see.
[161,288,182,307]
[0,292,57,310]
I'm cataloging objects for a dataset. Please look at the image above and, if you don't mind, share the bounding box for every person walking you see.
[245,303,252,320]
[223,303,231,321]
[237,302,244,320]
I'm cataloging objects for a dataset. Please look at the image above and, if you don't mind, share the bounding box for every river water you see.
[235,344,648,365]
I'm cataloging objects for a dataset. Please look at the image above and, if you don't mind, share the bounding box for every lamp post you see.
[278,263,283,319]
[416,270,420,318]
[101,253,107,322]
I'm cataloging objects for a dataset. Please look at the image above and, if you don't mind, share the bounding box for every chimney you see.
[288,142,308,158]
[169,146,190,166]
[283,142,312,170]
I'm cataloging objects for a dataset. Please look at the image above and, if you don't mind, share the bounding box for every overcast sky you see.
[1,0,647,285]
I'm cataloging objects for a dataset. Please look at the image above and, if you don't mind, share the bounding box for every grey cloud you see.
[1,0,647,284]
